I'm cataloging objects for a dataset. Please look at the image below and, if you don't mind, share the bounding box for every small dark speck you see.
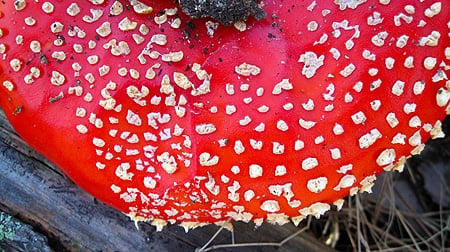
[13,106,23,115]
[56,34,65,42]
[219,57,223,62]
[40,52,48,65]
[186,20,195,30]
[183,29,191,38]
[49,93,64,103]
[268,33,275,39]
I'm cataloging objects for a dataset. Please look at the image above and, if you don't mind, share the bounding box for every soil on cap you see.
[178,0,267,25]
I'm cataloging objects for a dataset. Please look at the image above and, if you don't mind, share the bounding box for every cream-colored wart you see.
[302,157,318,170]
[235,62,261,76]
[173,72,193,90]
[66,2,81,16]
[50,71,65,86]
[119,17,138,31]
[16,35,24,44]
[42,2,54,14]
[30,40,41,53]
[76,124,88,134]
[307,177,328,193]
[333,175,356,191]
[423,57,437,70]
[90,0,105,4]
[299,202,330,219]
[199,152,219,167]
[333,123,344,135]
[424,2,442,18]
[360,174,377,193]
[195,123,216,135]
[14,0,27,11]
[82,9,104,23]
[276,120,289,131]
[371,31,388,47]
[92,137,106,148]
[249,164,263,178]
[307,21,319,31]
[298,51,325,78]
[161,51,183,62]
[2,80,15,92]
[239,116,252,126]
[24,16,36,26]
[234,21,247,31]
[99,65,110,76]
[96,22,112,37]
[436,88,450,107]
[260,200,280,213]
[51,51,66,61]
[9,59,22,72]
[154,14,167,25]
[109,1,124,16]
[246,139,261,151]
[115,163,134,181]
[299,118,317,129]
[157,152,178,174]
[334,0,367,10]
[234,140,245,155]
[23,67,40,84]
[376,149,396,166]
[329,148,342,159]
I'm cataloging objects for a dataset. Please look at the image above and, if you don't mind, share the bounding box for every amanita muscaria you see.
[0,0,449,230]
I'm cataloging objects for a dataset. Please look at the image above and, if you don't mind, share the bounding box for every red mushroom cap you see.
[0,1,449,230]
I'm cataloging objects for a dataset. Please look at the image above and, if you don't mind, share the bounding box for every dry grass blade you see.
[196,217,313,252]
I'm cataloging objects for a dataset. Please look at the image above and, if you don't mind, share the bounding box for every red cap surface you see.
[0,0,449,230]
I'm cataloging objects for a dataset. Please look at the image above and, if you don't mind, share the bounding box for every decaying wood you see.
[0,109,334,251]
[0,211,52,252]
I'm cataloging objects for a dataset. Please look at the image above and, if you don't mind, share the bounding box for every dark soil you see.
[178,0,267,25]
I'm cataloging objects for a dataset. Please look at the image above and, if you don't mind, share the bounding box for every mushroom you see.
[0,0,449,231]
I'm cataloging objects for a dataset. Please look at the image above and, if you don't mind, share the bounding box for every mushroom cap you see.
[0,0,449,229]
